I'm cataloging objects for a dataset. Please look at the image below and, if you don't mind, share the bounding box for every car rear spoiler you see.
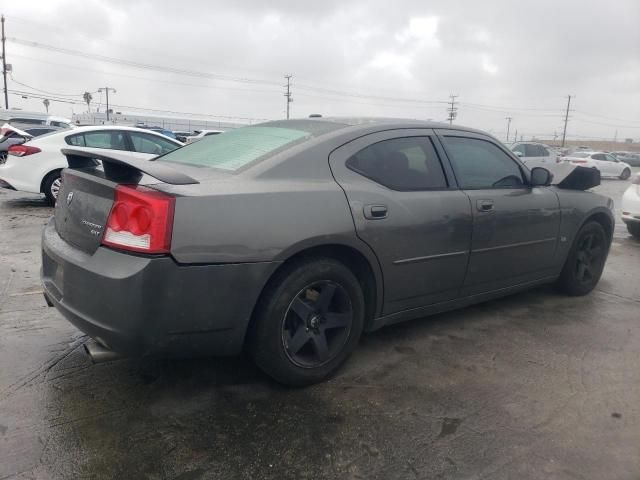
[61,148,199,185]
[550,164,600,190]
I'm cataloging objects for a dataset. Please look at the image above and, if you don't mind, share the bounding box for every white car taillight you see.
[8,145,42,157]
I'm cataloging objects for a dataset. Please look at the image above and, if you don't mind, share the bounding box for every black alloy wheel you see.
[574,231,605,285]
[249,257,365,386]
[557,221,608,296]
[282,281,353,368]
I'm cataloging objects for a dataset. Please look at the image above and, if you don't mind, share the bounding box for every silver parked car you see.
[41,118,614,385]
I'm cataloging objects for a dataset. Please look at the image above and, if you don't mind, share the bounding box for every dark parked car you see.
[41,119,614,385]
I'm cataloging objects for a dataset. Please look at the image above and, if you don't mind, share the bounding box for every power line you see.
[7,37,283,87]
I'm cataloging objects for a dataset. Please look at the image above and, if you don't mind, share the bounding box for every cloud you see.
[2,0,639,139]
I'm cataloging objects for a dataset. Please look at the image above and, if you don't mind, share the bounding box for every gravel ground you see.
[0,173,639,480]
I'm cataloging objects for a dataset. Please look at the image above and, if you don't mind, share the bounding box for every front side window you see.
[442,136,525,189]
[346,137,447,191]
[129,132,178,155]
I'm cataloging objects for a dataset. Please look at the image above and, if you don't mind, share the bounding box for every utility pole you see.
[561,95,572,148]
[98,87,116,121]
[1,15,8,109]
[447,94,458,125]
[284,74,293,119]
[505,116,512,142]
[514,129,518,143]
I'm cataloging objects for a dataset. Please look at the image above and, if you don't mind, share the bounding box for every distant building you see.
[72,111,257,132]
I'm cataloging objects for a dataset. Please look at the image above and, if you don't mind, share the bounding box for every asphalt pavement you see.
[1,172,638,480]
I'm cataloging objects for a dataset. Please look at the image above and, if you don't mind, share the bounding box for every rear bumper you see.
[41,219,279,357]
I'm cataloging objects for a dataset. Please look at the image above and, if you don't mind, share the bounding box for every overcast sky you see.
[2,0,639,141]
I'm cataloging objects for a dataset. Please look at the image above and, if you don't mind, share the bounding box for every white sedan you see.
[0,126,182,205]
[621,172,640,238]
[563,151,632,180]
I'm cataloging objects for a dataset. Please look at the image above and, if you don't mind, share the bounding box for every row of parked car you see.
[509,141,639,179]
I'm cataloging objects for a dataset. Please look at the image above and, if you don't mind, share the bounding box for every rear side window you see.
[346,137,448,191]
[158,126,310,171]
[65,131,128,151]
[129,132,178,155]
[442,136,525,189]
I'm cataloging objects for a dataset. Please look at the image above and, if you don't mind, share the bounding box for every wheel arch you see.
[245,240,384,347]
[40,168,63,193]
[582,208,615,243]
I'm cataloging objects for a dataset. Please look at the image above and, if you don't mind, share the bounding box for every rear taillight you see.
[102,185,175,254]
[8,145,41,157]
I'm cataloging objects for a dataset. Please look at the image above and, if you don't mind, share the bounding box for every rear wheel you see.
[249,257,365,386]
[556,221,608,296]
[627,222,640,239]
[42,171,62,206]
[620,168,631,180]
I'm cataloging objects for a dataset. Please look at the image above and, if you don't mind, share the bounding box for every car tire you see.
[248,257,365,386]
[627,222,640,239]
[619,168,631,180]
[556,221,609,296]
[42,171,62,206]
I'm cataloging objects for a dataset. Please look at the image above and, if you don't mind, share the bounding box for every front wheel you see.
[42,171,62,206]
[556,221,608,296]
[249,257,365,386]
[627,222,640,239]
[620,168,631,180]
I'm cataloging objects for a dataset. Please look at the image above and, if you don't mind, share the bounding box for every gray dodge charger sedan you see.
[41,118,614,385]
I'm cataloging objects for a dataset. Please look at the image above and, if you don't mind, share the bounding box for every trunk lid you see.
[54,169,118,254]
[53,148,200,254]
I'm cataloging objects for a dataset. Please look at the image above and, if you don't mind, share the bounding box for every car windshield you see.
[157,123,343,171]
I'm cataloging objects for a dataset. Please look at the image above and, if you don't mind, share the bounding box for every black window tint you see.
[512,144,525,155]
[129,132,178,155]
[540,147,550,156]
[442,136,525,189]
[592,154,605,160]
[66,134,86,146]
[346,137,447,191]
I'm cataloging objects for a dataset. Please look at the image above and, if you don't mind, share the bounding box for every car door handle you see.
[364,204,388,219]
[476,199,494,212]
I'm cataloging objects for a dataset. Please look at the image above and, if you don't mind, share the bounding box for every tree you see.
[43,98,50,113]
[83,91,93,113]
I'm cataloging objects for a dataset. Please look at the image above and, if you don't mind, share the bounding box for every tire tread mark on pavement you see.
[0,338,86,400]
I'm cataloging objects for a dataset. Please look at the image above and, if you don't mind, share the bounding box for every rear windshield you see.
[157,123,343,171]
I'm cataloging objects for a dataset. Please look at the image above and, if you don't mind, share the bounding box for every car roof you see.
[256,117,489,137]
[28,125,183,144]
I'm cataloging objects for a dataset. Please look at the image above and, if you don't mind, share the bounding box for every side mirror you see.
[530,167,553,187]
[514,151,524,157]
